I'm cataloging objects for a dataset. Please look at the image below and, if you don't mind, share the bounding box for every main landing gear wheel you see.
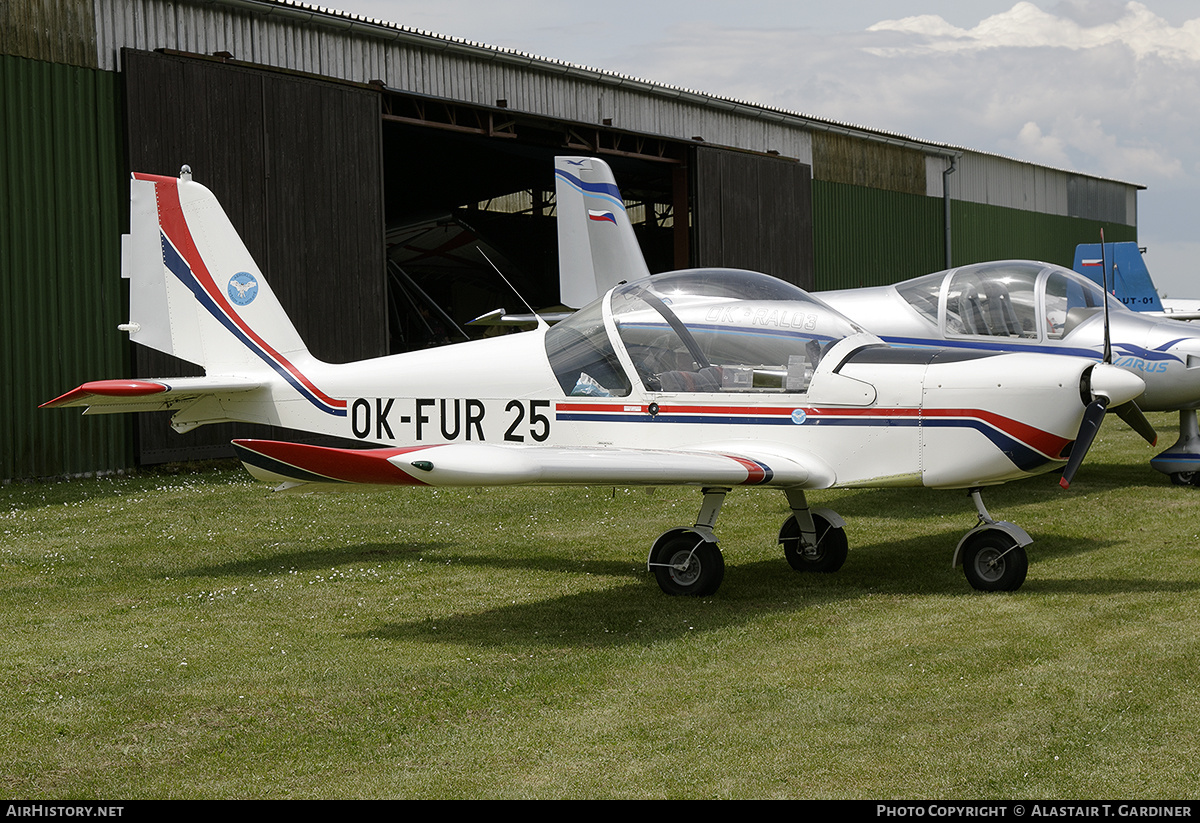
[649,532,725,597]
[778,513,848,573]
[961,531,1028,592]
[1170,471,1198,487]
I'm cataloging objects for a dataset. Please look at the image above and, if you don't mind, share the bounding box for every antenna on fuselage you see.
[1100,228,1112,364]
[478,248,549,330]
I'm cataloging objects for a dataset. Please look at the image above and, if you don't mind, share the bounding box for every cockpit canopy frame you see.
[546,268,865,397]
[896,261,1122,342]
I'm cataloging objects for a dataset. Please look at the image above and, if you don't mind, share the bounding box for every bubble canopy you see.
[546,268,866,396]
[894,260,1122,341]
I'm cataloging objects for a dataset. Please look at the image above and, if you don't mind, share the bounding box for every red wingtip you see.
[41,379,168,408]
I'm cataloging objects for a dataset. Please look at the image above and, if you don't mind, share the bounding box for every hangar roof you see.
[208,0,1139,189]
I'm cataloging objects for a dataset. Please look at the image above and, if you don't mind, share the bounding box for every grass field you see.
[3,413,1199,799]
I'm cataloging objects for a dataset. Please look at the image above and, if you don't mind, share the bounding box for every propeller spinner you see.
[1060,363,1153,488]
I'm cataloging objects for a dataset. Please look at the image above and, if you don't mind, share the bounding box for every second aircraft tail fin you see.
[554,156,651,308]
[1073,241,1161,312]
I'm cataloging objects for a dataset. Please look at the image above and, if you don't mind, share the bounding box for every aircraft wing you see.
[232,439,837,490]
[465,308,574,328]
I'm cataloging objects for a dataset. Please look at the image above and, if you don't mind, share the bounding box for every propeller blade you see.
[1060,396,1109,489]
[1114,401,1158,446]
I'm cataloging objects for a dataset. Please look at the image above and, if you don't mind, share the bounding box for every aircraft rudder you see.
[554,156,650,308]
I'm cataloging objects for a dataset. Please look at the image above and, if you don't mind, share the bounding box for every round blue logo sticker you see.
[228,272,259,306]
[790,408,807,425]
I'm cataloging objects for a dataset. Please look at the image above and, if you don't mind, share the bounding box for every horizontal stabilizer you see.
[1153,307,1200,321]
[41,377,263,412]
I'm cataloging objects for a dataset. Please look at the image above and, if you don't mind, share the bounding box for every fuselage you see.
[221,269,1110,491]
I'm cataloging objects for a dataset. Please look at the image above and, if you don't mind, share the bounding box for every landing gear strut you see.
[646,486,1031,595]
[954,488,1030,592]
[1152,409,1200,486]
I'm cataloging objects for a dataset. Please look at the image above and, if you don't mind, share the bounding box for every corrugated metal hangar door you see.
[123,49,385,463]
[692,146,814,290]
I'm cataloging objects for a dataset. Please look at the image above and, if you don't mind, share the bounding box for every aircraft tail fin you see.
[48,169,349,431]
[554,156,651,308]
[1073,241,1161,312]
[123,168,312,372]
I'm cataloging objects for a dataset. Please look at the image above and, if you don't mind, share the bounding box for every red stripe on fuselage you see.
[557,402,793,416]
[819,406,1071,458]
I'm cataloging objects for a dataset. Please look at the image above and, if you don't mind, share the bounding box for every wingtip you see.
[40,379,168,408]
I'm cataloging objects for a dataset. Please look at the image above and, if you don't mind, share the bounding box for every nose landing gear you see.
[954,488,1030,592]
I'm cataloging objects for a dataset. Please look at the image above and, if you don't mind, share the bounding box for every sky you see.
[320,1,1200,295]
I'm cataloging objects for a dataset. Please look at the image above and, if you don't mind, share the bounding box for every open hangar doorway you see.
[380,113,685,353]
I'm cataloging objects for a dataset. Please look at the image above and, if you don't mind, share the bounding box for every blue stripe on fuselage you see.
[880,335,1181,363]
[159,233,345,416]
[555,410,1057,472]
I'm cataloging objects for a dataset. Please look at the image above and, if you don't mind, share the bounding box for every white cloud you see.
[1013,121,1071,167]
[612,3,1199,187]
[867,1,1200,60]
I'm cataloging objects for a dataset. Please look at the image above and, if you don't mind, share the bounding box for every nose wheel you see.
[1151,410,1200,484]
[960,530,1028,591]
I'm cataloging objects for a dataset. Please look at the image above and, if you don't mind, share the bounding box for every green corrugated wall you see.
[812,180,945,289]
[1,55,130,480]
[812,180,1137,291]
[951,198,1137,269]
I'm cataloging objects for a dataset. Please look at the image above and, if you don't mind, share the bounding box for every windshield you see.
[610,268,863,393]
[544,298,632,397]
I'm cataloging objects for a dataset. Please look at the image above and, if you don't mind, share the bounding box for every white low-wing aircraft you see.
[551,157,1200,487]
[817,261,1200,484]
[44,166,1148,596]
